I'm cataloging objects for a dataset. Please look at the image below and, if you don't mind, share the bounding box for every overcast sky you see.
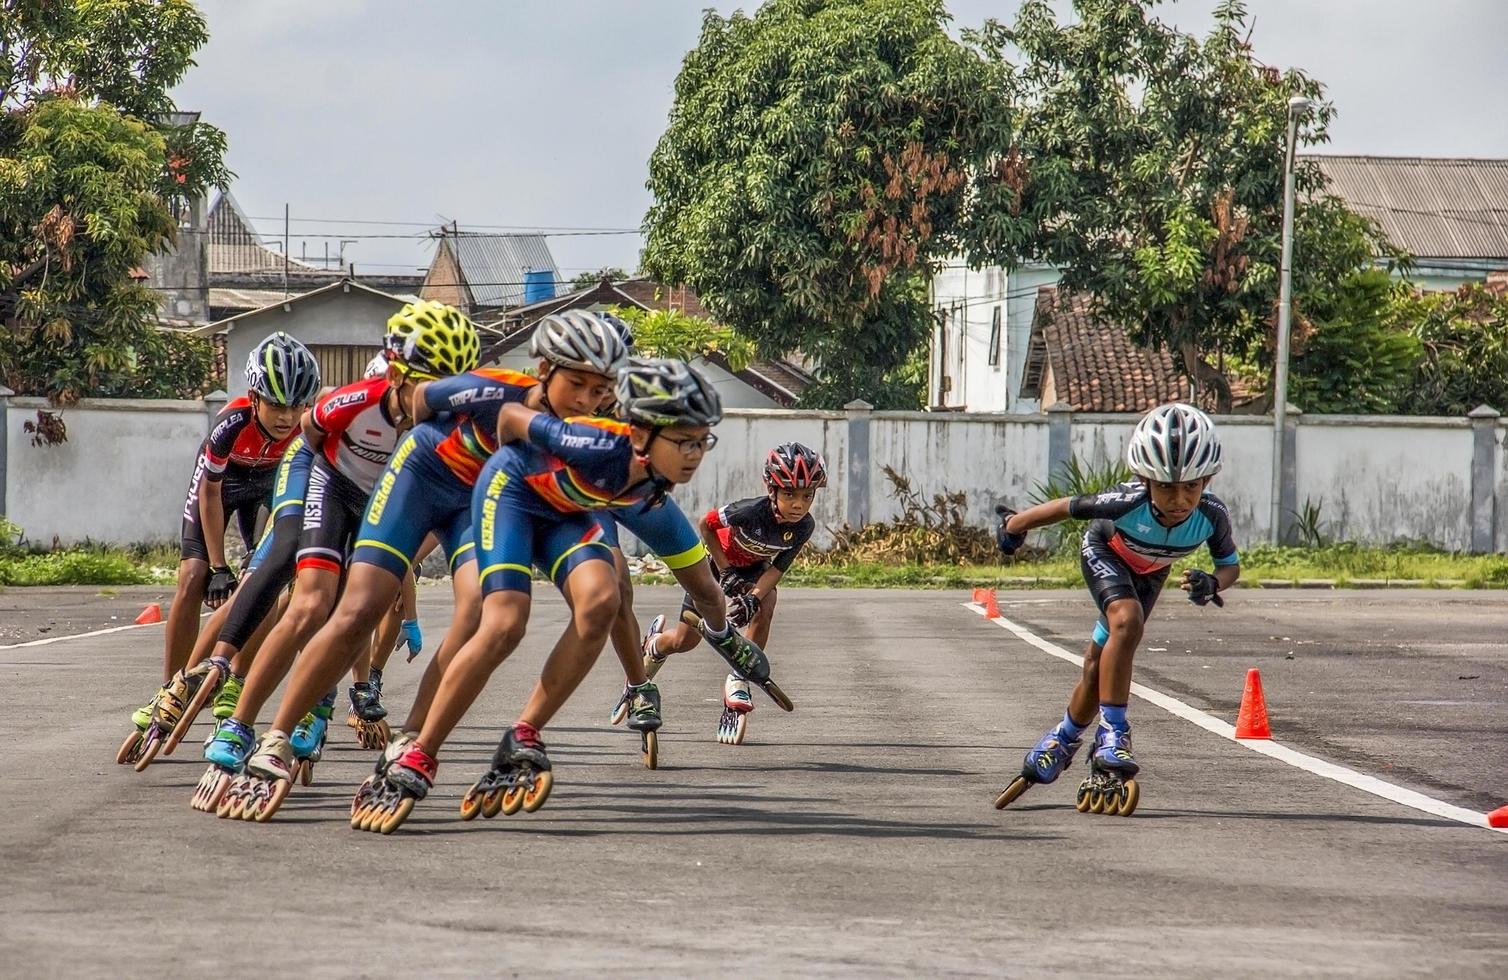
[171,0,1508,280]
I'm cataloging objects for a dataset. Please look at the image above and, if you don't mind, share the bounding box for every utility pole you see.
[282,203,290,298]
[1270,96,1312,544]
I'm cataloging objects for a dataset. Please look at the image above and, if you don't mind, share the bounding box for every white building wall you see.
[929,260,1061,414]
[221,288,405,398]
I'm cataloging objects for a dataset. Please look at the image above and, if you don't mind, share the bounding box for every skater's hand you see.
[995,506,1026,556]
[205,565,238,608]
[727,592,760,629]
[396,618,423,662]
[1182,568,1224,607]
[718,567,753,598]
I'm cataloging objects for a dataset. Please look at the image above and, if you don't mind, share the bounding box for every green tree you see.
[569,266,631,290]
[611,304,756,371]
[979,0,1401,411]
[0,0,229,403]
[1286,268,1419,414]
[1391,284,1508,416]
[643,0,1022,409]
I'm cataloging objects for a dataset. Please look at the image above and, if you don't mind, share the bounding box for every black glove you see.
[727,592,761,629]
[205,565,239,607]
[1184,568,1224,607]
[994,505,1027,556]
[718,567,753,598]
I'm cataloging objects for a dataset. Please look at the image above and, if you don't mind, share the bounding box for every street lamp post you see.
[1270,95,1311,544]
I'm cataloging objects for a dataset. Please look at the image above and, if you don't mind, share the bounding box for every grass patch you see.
[0,543,178,587]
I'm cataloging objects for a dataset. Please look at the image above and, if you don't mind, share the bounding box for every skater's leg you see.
[232,567,341,727]
[1096,597,1143,710]
[413,589,530,753]
[516,560,620,730]
[607,548,649,684]
[163,559,209,681]
[400,558,480,734]
[267,562,401,734]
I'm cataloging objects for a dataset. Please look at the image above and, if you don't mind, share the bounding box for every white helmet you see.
[529,310,631,377]
[363,353,390,379]
[1126,402,1222,483]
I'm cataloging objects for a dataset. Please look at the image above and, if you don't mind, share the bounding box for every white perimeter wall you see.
[3,398,1497,553]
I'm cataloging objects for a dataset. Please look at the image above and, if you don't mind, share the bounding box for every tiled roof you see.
[1308,155,1508,261]
[208,287,300,313]
[447,233,561,309]
[1022,288,1190,412]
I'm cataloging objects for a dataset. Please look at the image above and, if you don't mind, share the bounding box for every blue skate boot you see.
[193,718,256,813]
[1075,726,1140,817]
[993,723,1083,810]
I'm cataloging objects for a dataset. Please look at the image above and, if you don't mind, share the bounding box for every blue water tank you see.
[523,268,556,305]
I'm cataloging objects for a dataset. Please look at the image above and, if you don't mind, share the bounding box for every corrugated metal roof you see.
[1307,155,1508,261]
[206,191,325,275]
[450,233,561,308]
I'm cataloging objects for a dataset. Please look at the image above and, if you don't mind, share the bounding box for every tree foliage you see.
[1391,284,1508,416]
[0,0,229,403]
[569,267,630,290]
[976,0,1401,411]
[643,0,1023,408]
[611,304,756,372]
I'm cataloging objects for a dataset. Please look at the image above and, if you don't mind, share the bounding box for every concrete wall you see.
[2,393,1501,553]
[222,287,404,397]
[4,396,213,546]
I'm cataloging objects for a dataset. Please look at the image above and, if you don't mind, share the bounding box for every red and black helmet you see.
[763,442,827,491]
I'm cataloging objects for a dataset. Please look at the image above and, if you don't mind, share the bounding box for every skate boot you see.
[194,718,255,813]
[211,672,244,720]
[1075,726,1140,817]
[118,671,195,771]
[289,692,335,786]
[348,682,390,750]
[641,614,668,681]
[717,673,754,745]
[355,744,436,835]
[459,724,553,821]
[349,729,417,827]
[993,725,1084,810]
[686,612,793,711]
[164,657,236,756]
[224,730,296,823]
[625,682,663,769]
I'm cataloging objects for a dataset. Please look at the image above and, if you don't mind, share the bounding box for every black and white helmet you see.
[1126,402,1222,483]
[246,332,321,406]
[529,310,632,377]
[616,357,724,428]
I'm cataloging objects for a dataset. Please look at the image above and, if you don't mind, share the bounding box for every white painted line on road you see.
[0,619,167,650]
[964,602,1507,835]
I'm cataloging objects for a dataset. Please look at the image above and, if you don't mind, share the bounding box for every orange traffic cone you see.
[1488,805,1508,829]
[982,591,1002,620]
[1234,668,1272,739]
[134,602,163,625]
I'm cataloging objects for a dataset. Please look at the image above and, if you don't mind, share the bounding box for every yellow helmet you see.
[384,300,480,377]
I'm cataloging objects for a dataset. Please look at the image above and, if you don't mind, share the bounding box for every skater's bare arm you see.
[299,410,326,453]
[1003,498,1072,534]
[199,482,229,568]
[698,514,732,572]
[495,402,538,443]
[752,565,782,599]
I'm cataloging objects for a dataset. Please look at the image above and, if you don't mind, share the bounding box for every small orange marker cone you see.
[1488,805,1508,829]
[134,602,162,625]
[1234,667,1272,739]
[982,591,1002,620]
[972,587,988,605]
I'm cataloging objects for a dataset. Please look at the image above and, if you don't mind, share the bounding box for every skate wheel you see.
[732,712,748,746]
[132,729,164,773]
[482,786,507,819]
[297,759,314,787]
[762,679,794,712]
[225,779,252,820]
[994,775,1031,810]
[500,784,526,816]
[609,699,630,727]
[346,712,360,730]
[377,796,414,835]
[1115,779,1140,817]
[1088,788,1108,814]
[641,731,658,770]
[459,784,485,821]
[253,778,292,823]
[1074,782,1093,813]
[165,665,221,756]
[116,730,145,766]
[521,771,553,813]
[358,788,391,832]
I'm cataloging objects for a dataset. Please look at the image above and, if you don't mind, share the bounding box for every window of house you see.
[988,306,1002,367]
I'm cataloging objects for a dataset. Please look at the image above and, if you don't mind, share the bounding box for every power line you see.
[245,215,643,234]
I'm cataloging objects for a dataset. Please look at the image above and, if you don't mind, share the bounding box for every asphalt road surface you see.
[3,585,1505,977]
